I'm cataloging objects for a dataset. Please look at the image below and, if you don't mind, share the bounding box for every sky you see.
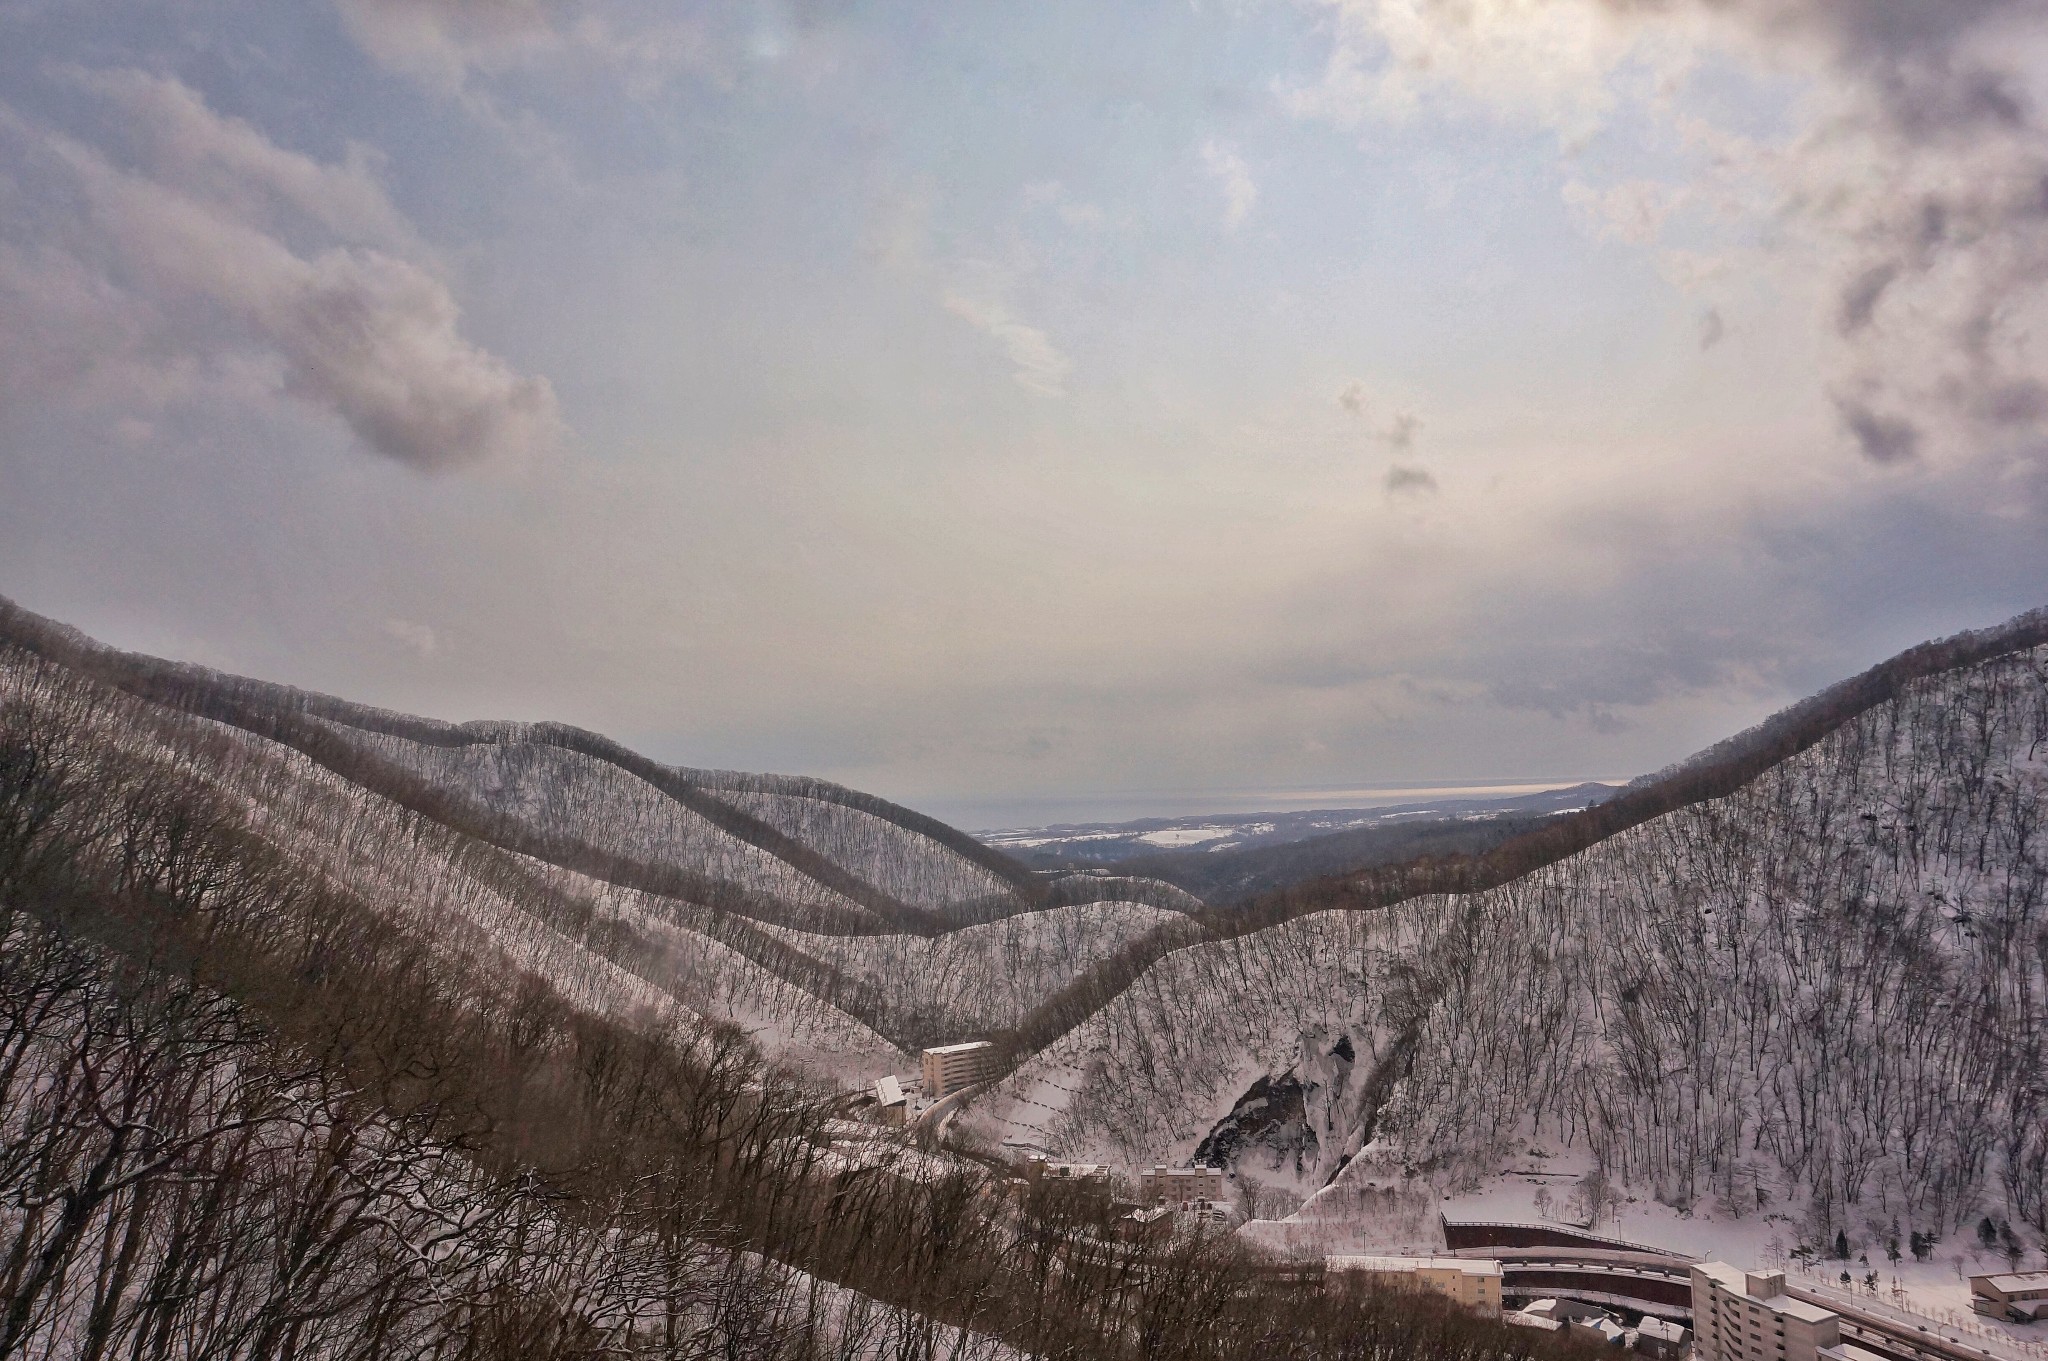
[2,0,2046,828]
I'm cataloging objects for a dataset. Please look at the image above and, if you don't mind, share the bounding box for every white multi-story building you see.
[920,1042,994,1100]
[1693,1264,1850,1361]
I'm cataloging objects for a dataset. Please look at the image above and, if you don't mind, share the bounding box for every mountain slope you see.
[9,590,2047,1270]
[961,633,2048,1259]
[0,605,1599,1361]
[0,596,1203,1068]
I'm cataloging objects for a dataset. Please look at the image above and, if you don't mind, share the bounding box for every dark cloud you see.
[1832,394,1920,465]
[1383,464,1437,494]
[1835,264,1895,336]
[274,250,560,470]
[1385,411,1421,451]
[1590,0,2048,461]
[1697,307,1725,350]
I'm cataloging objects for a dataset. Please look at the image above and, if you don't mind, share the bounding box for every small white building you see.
[872,1074,907,1126]
[1635,1314,1691,1359]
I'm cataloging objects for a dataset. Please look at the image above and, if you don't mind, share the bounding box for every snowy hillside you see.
[9,591,2047,1269]
[756,900,1185,1051]
[0,597,1191,1075]
[962,642,2048,1261]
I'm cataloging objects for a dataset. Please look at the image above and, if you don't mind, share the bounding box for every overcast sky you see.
[3,0,2046,827]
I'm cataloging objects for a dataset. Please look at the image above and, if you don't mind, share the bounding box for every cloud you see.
[333,0,718,96]
[1292,0,2048,470]
[65,69,416,247]
[1697,307,1725,350]
[1200,140,1258,231]
[335,0,554,89]
[942,291,1072,396]
[1281,0,1666,135]
[0,73,559,471]
[1338,381,1422,449]
[1383,464,1438,494]
[1832,392,1921,465]
[1562,178,1687,245]
[382,618,439,655]
[1024,181,1108,231]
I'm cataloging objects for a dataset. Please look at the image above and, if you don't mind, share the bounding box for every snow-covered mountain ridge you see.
[8,591,2048,1274]
[0,595,1196,1070]
[962,629,2048,1263]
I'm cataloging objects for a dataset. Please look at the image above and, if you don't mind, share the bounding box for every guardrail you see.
[1785,1278,2048,1361]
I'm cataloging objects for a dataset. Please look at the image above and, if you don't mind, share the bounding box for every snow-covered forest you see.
[0,598,1602,1359]
[7,593,2048,1313]
[967,642,2048,1259]
[0,598,1203,1070]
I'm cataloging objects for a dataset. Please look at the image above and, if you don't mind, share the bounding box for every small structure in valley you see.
[1117,1206,1174,1242]
[872,1074,907,1126]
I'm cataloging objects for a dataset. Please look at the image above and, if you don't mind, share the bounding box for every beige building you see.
[1326,1256,1504,1317]
[920,1042,994,1100]
[1140,1164,1226,1209]
[1693,1264,1843,1361]
[1970,1271,2048,1324]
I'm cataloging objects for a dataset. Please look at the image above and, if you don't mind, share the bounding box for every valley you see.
[4,594,2047,1360]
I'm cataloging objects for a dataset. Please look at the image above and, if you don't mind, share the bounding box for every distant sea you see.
[943,777,1630,834]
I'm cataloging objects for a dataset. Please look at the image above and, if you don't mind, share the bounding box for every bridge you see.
[1443,1218,1699,1320]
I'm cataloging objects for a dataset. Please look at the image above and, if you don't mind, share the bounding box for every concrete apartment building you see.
[1327,1256,1504,1317]
[920,1042,994,1100]
[1140,1165,1226,1209]
[1693,1264,1847,1361]
[1970,1271,2048,1324]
